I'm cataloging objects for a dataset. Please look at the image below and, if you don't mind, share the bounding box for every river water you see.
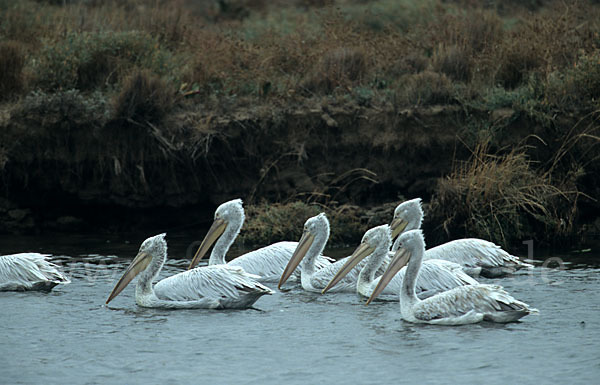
[1,231,599,384]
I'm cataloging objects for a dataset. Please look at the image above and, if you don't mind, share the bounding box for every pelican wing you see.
[0,253,70,291]
[413,284,538,324]
[229,241,333,282]
[414,259,478,294]
[154,265,273,305]
[424,239,532,269]
[372,259,477,299]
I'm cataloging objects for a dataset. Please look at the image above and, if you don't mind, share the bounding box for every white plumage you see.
[279,213,381,293]
[408,285,538,325]
[322,225,477,300]
[368,230,539,325]
[383,259,477,300]
[106,234,273,309]
[189,199,332,282]
[230,241,309,282]
[390,198,532,277]
[421,238,532,277]
[0,253,70,291]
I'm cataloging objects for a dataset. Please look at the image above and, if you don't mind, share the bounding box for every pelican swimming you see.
[367,230,538,325]
[0,253,70,291]
[322,225,478,300]
[188,199,332,282]
[279,213,384,293]
[106,233,273,309]
[390,198,532,277]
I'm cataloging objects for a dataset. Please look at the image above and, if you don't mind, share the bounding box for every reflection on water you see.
[0,232,599,384]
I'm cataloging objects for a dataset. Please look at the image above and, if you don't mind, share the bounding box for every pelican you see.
[322,225,478,300]
[188,199,332,282]
[279,213,383,293]
[106,233,273,309]
[0,253,70,291]
[390,198,532,277]
[367,230,539,325]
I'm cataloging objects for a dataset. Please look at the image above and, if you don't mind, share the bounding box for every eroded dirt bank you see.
[1,99,598,248]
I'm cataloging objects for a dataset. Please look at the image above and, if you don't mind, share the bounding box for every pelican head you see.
[278,213,330,289]
[188,199,245,269]
[106,233,167,304]
[366,229,425,305]
[321,224,391,294]
[390,198,423,240]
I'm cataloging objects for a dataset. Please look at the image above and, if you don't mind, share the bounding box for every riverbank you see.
[1,97,597,249]
[0,0,598,250]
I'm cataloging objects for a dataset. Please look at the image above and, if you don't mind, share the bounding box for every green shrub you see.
[33,31,180,91]
[15,89,109,131]
[469,85,534,110]
[543,51,600,111]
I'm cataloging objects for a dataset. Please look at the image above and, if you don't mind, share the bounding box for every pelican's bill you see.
[278,231,314,289]
[390,217,408,240]
[188,218,227,270]
[366,247,411,305]
[106,252,152,304]
[321,242,375,294]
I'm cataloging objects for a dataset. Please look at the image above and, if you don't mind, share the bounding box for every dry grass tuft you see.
[493,41,543,89]
[394,52,429,75]
[431,44,472,82]
[239,202,320,246]
[113,70,175,123]
[397,70,454,106]
[429,141,576,246]
[239,201,369,247]
[303,47,367,94]
[0,41,26,99]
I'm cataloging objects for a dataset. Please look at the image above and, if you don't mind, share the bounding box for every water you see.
[1,232,599,384]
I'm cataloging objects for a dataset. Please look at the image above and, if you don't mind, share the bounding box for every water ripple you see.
[1,250,599,384]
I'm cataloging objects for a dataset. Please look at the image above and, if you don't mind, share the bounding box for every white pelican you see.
[367,230,539,325]
[279,213,384,293]
[390,198,533,277]
[0,253,70,291]
[188,199,332,282]
[106,233,273,309]
[322,225,478,300]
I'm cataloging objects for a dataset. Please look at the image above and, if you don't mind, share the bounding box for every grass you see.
[0,0,598,111]
[113,70,176,123]
[238,201,381,247]
[32,30,180,91]
[302,47,368,94]
[396,70,455,106]
[429,141,579,247]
